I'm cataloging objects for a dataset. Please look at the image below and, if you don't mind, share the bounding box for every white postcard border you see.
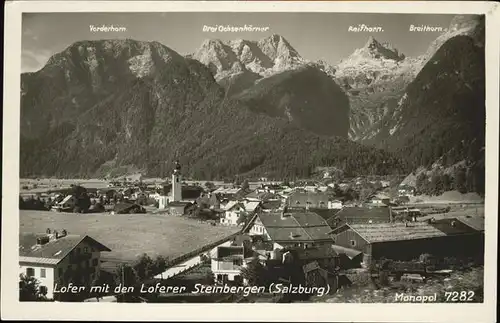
[2,1,499,322]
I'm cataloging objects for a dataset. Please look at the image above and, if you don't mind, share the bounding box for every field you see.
[19,210,239,263]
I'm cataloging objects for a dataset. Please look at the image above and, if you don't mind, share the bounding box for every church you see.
[158,161,203,215]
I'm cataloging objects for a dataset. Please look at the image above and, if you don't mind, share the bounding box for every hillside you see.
[374,16,485,195]
[20,39,407,180]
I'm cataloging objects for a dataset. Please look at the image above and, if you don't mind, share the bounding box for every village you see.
[19,162,485,303]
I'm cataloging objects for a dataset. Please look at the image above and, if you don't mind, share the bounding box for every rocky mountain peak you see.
[257,34,300,61]
[193,34,304,79]
[359,36,405,61]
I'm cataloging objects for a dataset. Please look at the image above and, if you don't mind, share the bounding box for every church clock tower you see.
[171,160,182,202]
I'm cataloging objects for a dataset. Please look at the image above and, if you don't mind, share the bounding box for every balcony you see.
[69,252,93,263]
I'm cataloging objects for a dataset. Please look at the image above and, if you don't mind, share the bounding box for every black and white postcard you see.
[2,1,499,322]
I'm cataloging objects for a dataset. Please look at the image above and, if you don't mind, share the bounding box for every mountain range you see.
[20,15,485,189]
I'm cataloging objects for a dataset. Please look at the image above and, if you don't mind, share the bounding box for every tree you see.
[115,263,139,287]
[415,173,429,195]
[153,255,168,277]
[442,173,452,192]
[453,167,467,193]
[133,253,156,281]
[240,257,270,286]
[429,174,444,196]
[204,181,215,191]
[19,274,47,301]
[236,212,249,226]
[241,179,250,191]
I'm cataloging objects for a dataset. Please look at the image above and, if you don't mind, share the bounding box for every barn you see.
[329,218,484,267]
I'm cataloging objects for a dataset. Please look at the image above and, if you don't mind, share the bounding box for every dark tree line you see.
[415,165,484,196]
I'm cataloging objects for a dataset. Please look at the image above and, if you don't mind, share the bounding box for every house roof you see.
[331,221,480,244]
[19,233,111,265]
[261,200,282,210]
[213,246,244,260]
[244,201,261,212]
[333,207,391,224]
[213,187,242,195]
[309,209,342,225]
[58,195,73,205]
[288,192,329,206]
[245,191,278,201]
[331,245,363,259]
[257,212,332,243]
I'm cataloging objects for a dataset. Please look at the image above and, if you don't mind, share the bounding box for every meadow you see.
[19,210,239,263]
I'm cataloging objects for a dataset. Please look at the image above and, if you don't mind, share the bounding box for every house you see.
[380,180,391,188]
[220,201,261,226]
[167,201,194,216]
[53,195,77,212]
[328,207,392,228]
[395,195,411,205]
[210,237,254,284]
[329,219,484,267]
[245,190,279,202]
[19,230,111,299]
[369,194,391,206]
[260,200,283,212]
[287,191,329,209]
[328,200,343,210]
[246,210,333,250]
[213,187,244,200]
[398,185,416,197]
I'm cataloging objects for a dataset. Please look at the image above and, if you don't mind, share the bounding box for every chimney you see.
[451,221,456,227]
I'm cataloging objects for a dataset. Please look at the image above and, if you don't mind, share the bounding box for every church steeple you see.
[171,160,182,202]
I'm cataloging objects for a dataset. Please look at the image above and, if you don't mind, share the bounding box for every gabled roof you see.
[245,191,278,201]
[331,245,363,259]
[213,187,242,195]
[256,212,332,243]
[288,192,329,205]
[261,200,282,210]
[223,201,242,211]
[58,195,74,205]
[244,201,261,212]
[330,220,480,244]
[19,233,111,266]
[334,207,391,224]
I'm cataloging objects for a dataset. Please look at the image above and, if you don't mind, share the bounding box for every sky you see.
[22,12,460,73]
